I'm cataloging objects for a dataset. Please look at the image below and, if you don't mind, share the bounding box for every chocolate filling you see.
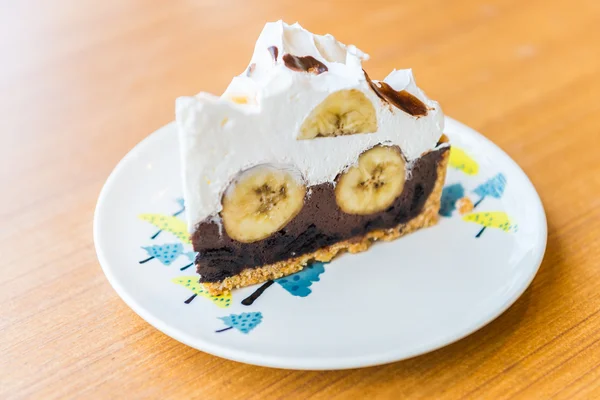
[192,146,448,282]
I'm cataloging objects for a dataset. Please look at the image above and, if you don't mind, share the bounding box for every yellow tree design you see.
[172,276,232,307]
[449,147,479,175]
[138,214,191,244]
[150,198,185,239]
[463,211,517,238]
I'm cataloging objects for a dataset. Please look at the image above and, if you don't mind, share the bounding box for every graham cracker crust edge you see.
[202,145,449,295]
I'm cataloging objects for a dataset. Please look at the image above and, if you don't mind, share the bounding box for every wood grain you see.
[1,0,600,398]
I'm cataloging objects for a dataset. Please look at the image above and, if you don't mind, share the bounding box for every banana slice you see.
[221,165,306,243]
[298,89,377,140]
[335,146,406,215]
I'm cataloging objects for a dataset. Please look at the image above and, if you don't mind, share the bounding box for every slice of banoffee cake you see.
[176,21,450,295]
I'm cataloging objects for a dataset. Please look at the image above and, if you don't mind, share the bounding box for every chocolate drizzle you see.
[364,70,428,117]
[246,63,256,77]
[267,46,279,62]
[192,146,448,282]
[283,54,328,75]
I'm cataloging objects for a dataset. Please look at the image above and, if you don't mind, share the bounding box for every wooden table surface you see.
[2,0,600,398]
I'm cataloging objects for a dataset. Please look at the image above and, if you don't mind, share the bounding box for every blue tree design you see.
[276,262,325,297]
[139,243,184,265]
[151,198,185,239]
[439,183,465,217]
[216,312,263,334]
[473,174,506,208]
[241,262,326,305]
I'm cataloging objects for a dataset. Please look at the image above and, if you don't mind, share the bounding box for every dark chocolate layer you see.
[193,146,448,282]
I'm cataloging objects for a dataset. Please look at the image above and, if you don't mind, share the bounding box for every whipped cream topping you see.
[177,21,444,231]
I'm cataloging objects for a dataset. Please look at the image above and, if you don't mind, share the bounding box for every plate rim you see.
[93,117,547,370]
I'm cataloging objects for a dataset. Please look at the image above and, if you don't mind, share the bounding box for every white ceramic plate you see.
[94,117,546,370]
